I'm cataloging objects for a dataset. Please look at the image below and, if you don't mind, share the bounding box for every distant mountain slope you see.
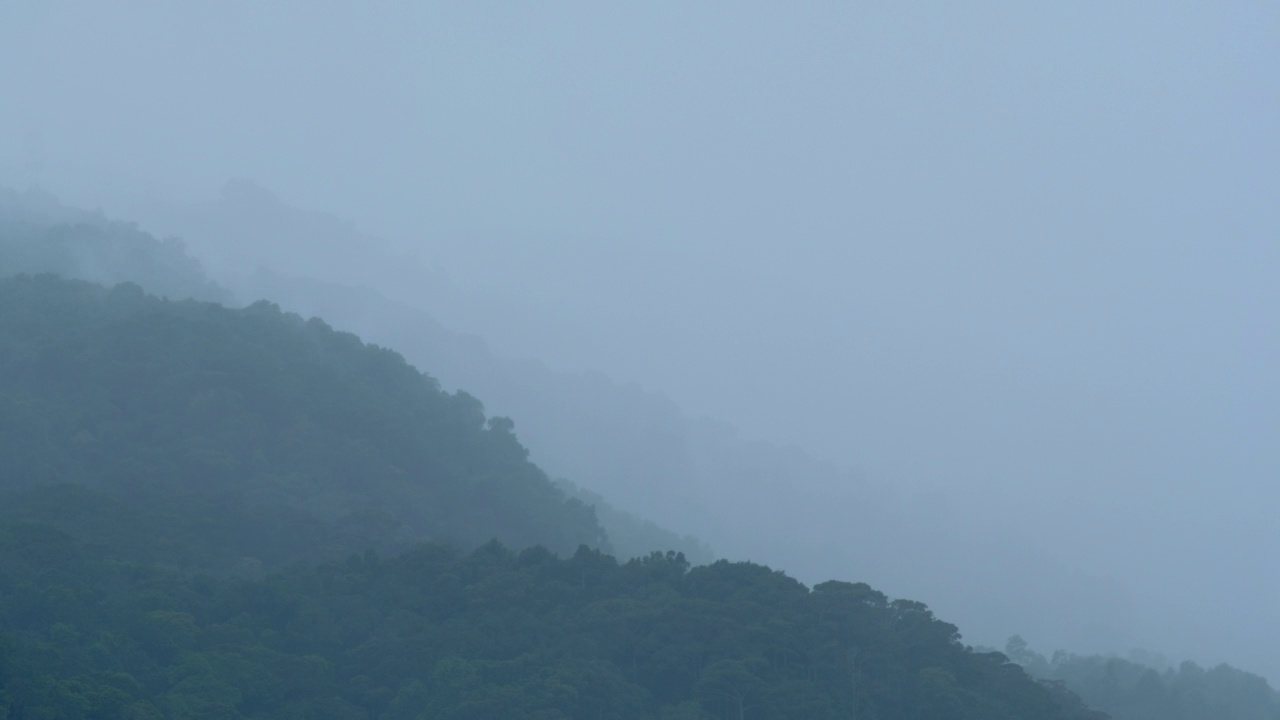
[1006,637,1280,720]
[0,187,228,303]
[0,274,606,565]
[556,477,713,564]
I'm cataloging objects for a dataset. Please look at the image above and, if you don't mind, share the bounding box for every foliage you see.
[0,526,1108,720]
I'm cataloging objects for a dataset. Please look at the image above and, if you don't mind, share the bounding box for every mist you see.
[2,1,1277,680]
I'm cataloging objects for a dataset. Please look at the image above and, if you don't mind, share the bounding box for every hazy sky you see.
[2,1,1278,676]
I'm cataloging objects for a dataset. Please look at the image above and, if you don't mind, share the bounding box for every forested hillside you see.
[2,194,1272,718]
[0,274,605,564]
[0,273,1113,719]
[0,188,710,563]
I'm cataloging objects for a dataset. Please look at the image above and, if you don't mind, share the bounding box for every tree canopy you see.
[0,529,1108,720]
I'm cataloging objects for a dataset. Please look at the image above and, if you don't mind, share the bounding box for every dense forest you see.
[0,520,1107,720]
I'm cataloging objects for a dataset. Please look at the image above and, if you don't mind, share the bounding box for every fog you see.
[3,2,1277,679]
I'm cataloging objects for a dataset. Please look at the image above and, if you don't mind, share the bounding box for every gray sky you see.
[3,1,1278,677]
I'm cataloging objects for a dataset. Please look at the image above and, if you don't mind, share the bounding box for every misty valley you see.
[0,4,1275,718]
